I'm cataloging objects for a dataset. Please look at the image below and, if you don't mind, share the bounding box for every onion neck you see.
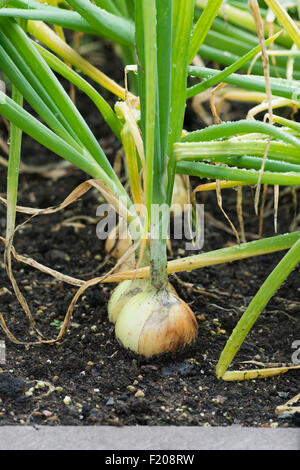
[149,206,169,292]
[150,238,168,291]
[148,163,172,292]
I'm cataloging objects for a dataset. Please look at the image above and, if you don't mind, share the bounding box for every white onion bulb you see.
[114,286,198,357]
[107,279,148,324]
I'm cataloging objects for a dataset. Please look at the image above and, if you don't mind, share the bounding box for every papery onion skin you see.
[115,290,152,353]
[108,279,148,324]
[105,224,131,259]
[115,288,198,358]
[138,294,198,357]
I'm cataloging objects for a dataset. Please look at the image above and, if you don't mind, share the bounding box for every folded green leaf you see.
[0,0,134,44]
[175,139,300,166]
[35,43,122,140]
[188,31,281,96]
[0,90,107,180]
[176,160,300,186]
[189,0,223,63]
[181,119,300,149]
[188,65,300,99]
[0,18,117,180]
[64,0,134,45]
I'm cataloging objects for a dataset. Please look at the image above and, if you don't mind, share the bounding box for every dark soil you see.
[0,42,299,429]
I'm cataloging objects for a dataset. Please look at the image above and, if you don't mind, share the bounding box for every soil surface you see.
[0,42,299,428]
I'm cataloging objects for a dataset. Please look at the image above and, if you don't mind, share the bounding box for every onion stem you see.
[102,231,300,283]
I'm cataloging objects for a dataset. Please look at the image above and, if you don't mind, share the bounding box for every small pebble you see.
[135,390,145,398]
[46,415,59,422]
[197,314,206,321]
[36,381,47,389]
[278,391,288,398]
[217,328,226,335]
[212,395,227,404]
[63,396,72,405]
[25,387,35,397]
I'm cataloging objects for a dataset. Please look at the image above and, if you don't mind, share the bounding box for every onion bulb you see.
[107,279,148,324]
[114,285,198,357]
[108,279,179,325]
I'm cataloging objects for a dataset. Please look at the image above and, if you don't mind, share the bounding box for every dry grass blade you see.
[0,225,141,345]
[4,242,45,337]
[249,0,277,221]
[216,179,240,245]
[289,186,298,231]
[247,97,299,120]
[192,181,248,194]
[222,365,300,381]
[266,7,280,78]
[258,183,269,237]
[237,186,246,243]
[191,89,214,126]
[254,139,271,215]
[0,315,24,345]
[275,392,300,417]
[0,137,9,156]
[0,178,140,345]
[216,89,268,118]
[0,178,134,221]
[0,154,8,168]
[0,156,72,179]
[274,184,279,233]
[40,235,142,345]
[210,82,227,124]
[180,175,196,249]
[0,236,84,287]
[286,43,299,80]
[116,100,146,189]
